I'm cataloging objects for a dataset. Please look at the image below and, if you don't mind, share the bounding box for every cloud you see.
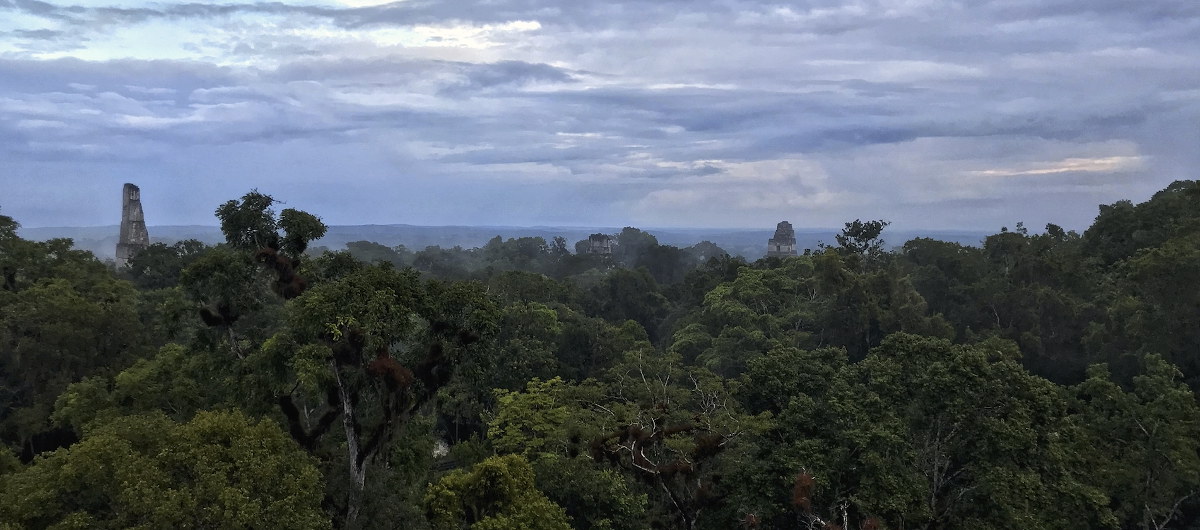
[970,156,1144,177]
[0,0,1197,230]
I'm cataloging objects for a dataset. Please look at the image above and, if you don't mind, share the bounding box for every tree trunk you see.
[332,360,367,525]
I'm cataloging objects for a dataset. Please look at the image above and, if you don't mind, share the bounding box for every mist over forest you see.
[18,223,990,262]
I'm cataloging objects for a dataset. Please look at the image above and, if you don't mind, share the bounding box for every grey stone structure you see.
[115,183,150,268]
[585,233,615,254]
[766,220,797,257]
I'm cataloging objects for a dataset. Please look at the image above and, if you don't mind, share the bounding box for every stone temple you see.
[766,221,797,257]
[115,183,149,268]
[584,233,615,255]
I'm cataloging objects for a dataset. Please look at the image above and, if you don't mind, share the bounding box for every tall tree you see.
[279,265,499,525]
[0,411,329,529]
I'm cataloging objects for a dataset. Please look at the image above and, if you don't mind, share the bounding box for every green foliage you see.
[738,346,847,414]
[345,240,413,268]
[0,273,147,454]
[214,190,326,260]
[834,218,890,257]
[304,249,365,284]
[178,246,267,318]
[279,208,328,256]
[533,454,649,530]
[1087,231,1200,385]
[672,253,950,375]
[586,348,763,529]
[8,182,1200,530]
[486,270,579,307]
[123,239,208,290]
[0,410,329,529]
[53,344,214,430]
[215,190,280,250]
[489,303,563,389]
[482,235,551,273]
[0,446,20,476]
[1072,355,1200,529]
[280,263,503,526]
[425,454,571,530]
[488,377,571,456]
[1083,180,1200,265]
[743,334,1112,529]
[903,224,1099,382]
[589,267,669,342]
[612,227,659,268]
[288,264,424,353]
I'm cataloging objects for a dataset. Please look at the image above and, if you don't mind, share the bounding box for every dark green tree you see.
[0,410,329,529]
[1072,356,1200,530]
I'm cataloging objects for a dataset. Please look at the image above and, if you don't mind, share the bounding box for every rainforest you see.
[2,181,1200,530]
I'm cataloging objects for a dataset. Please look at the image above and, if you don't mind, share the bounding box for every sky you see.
[1,0,1197,231]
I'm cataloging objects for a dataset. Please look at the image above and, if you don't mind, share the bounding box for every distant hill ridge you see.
[17,224,990,260]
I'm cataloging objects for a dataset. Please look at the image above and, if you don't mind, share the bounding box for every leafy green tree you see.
[304,249,366,284]
[488,377,572,457]
[122,239,208,290]
[736,346,846,415]
[487,377,649,530]
[1083,180,1200,265]
[532,454,649,530]
[743,334,1111,529]
[280,264,499,524]
[279,208,328,256]
[491,303,563,388]
[178,245,278,353]
[52,344,228,430]
[425,454,572,530]
[587,348,758,530]
[1086,232,1200,386]
[672,254,949,372]
[433,301,570,442]
[554,306,645,381]
[215,190,281,250]
[481,236,552,273]
[636,243,693,285]
[901,237,989,334]
[833,219,890,258]
[549,236,571,259]
[902,225,1099,383]
[589,268,670,342]
[0,271,146,457]
[215,190,327,254]
[1072,355,1200,530]
[213,191,327,299]
[0,410,329,529]
[666,254,747,318]
[684,241,728,264]
[0,228,114,295]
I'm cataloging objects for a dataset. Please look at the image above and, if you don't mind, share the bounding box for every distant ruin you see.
[115,183,149,268]
[766,221,797,257]
[584,233,614,254]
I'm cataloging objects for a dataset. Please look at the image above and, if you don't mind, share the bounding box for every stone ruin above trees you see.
[766,220,798,257]
[115,183,149,268]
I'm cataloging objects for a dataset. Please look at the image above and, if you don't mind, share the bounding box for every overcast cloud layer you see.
[1,0,1197,230]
